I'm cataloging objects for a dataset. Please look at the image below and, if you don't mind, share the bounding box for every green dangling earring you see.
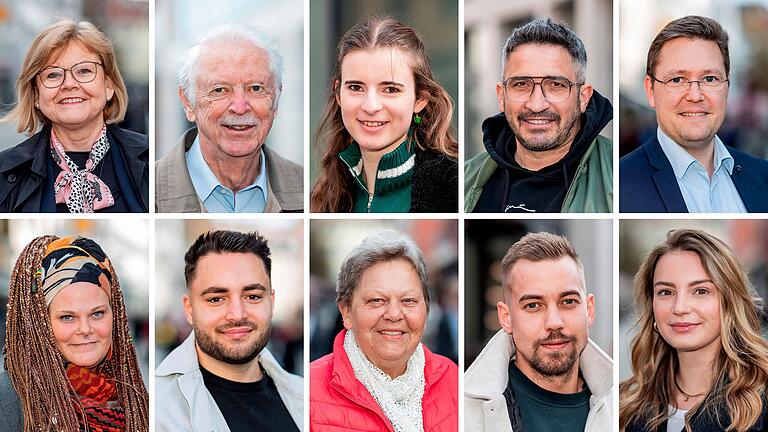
[413,113,422,125]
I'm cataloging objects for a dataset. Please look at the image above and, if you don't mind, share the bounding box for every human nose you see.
[544,306,565,332]
[75,317,93,336]
[684,81,705,102]
[225,299,248,321]
[361,90,382,114]
[60,69,79,89]
[672,292,692,315]
[228,88,251,115]
[524,82,550,112]
[383,300,404,321]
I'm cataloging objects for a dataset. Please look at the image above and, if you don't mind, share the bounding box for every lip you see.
[521,118,556,128]
[670,322,700,332]
[58,97,86,105]
[377,329,407,339]
[358,119,389,131]
[70,341,98,347]
[220,327,253,338]
[221,124,256,133]
[678,111,709,118]
[539,340,571,351]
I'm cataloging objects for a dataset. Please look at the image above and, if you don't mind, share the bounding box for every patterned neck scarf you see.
[67,364,125,432]
[344,330,426,432]
[50,125,115,213]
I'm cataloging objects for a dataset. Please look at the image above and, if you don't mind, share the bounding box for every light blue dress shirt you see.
[657,128,747,213]
[186,136,268,213]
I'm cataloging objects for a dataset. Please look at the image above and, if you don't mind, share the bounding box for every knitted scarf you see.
[67,364,125,431]
[344,330,426,432]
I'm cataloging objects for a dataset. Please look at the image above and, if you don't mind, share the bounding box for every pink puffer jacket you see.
[310,330,458,432]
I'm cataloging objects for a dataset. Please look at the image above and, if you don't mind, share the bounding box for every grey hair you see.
[178,23,284,109]
[501,18,587,82]
[336,230,429,311]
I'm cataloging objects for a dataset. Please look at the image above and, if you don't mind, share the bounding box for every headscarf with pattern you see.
[4,235,148,431]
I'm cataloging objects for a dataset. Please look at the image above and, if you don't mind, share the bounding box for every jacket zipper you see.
[367,193,373,212]
[340,157,374,212]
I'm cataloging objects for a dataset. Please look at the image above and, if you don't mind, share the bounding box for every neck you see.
[684,140,716,178]
[52,122,105,152]
[514,140,573,171]
[199,142,262,192]
[515,357,582,394]
[195,342,263,383]
[675,341,719,400]
[360,149,383,194]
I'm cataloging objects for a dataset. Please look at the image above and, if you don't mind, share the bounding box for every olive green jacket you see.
[464,135,613,213]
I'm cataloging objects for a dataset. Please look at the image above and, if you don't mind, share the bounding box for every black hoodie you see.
[474,90,613,213]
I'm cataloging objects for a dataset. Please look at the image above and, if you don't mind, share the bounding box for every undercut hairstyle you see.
[336,230,430,312]
[184,230,272,285]
[310,16,458,212]
[501,18,587,82]
[5,235,148,431]
[619,229,768,432]
[501,232,582,299]
[1,19,129,135]
[178,23,283,109]
[646,15,730,79]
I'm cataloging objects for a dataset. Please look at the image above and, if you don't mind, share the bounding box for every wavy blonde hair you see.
[310,17,458,213]
[619,228,768,432]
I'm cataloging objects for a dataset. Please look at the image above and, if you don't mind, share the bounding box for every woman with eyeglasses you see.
[0,19,148,213]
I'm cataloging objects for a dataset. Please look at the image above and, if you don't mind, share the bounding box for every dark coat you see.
[0,371,23,431]
[411,148,458,213]
[619,134,768,212]
[0,125,149,212]
[625,399,768,432]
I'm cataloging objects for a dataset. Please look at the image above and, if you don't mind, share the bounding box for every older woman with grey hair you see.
[309,230,458,432]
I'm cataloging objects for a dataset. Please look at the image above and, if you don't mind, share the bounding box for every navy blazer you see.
[620,135,768,212]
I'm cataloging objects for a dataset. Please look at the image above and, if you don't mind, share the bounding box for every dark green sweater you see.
[338,140,414,213]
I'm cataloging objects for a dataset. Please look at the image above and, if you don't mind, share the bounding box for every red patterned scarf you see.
[66,364,125,431]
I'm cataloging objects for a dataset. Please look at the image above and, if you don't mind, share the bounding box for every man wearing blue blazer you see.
[620,15,768,213]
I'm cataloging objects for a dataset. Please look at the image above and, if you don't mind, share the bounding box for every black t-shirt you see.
[200,364,299,432]
[50,149,129,213]
[503,361,591,432]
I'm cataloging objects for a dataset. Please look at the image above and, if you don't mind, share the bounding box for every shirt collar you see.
[656,127,734,179]
[186,135,267,201]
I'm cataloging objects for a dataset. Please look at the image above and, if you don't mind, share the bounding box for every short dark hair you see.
[502,18,587,81]
[184,230,272,285]
[646,15,729,78]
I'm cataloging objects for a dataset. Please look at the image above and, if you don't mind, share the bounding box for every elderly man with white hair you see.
[156,24,303,213]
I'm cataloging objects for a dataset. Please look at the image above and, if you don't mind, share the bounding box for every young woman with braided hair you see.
[0,235,148,431]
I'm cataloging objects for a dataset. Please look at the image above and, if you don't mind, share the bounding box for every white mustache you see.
[219,115,260,127]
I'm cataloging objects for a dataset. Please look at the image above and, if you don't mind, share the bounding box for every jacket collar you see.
[641,135,688,212]
[0,127,51,176]
[465,329,613,402]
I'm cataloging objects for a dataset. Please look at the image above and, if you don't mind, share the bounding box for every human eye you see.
[74,63,96,75]
[209,85,230,96]
[59,314,74,322]
[206,296,225,304]
[561,297,581,307]
[42,69,63,80]
[547,78,569,89]
[91,310,106,319]
[667,76,687,85]
[402,297,418,305]
[246,293,263,302]
[508,79,530,89]
[522,302,541,311]
[382,86,401,94]
[655,288,674,297]
[693,287,711,295]
[346,83,363,92]
[248,83,266,94]
[368,297,386,306]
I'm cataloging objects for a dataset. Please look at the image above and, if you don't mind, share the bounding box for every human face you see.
[180,40,278,160]
[339,259,427,378]
[337,48,428,159]
[184,252,274,365]
[36,41,114,135]
[496,44,592,153]
[644,38,728,151]
[498,257,594,380]
[652,251,721,354]
[48,282,113,368]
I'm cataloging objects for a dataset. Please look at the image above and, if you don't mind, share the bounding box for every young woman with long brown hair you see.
[310,17,458,213]
[620,228,768,432]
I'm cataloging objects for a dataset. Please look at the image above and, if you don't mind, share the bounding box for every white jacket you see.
[464,330,613,432]
[155,332,304,431]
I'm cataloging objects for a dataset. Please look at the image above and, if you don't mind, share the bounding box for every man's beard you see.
[522,330,581,377]
[506,104,582,153]
[194,319,271,365]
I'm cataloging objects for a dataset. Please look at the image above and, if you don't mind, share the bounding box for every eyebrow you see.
[342,80,405,87]
[53,304,108,314]
[653,279,714,288]
[518,290,583,303]
[663,69,724,77]
[199,283,267,296]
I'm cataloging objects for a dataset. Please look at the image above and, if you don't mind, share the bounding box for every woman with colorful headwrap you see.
[0,235,148,431]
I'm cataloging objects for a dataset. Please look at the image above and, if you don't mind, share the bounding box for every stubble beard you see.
[521,330,582,378]
[194,319,271,365]
[506,100,582,153]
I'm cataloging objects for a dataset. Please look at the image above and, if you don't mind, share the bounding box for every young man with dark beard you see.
[156,230,302,431]
[465,19,612,213]
[464,232,612,432]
